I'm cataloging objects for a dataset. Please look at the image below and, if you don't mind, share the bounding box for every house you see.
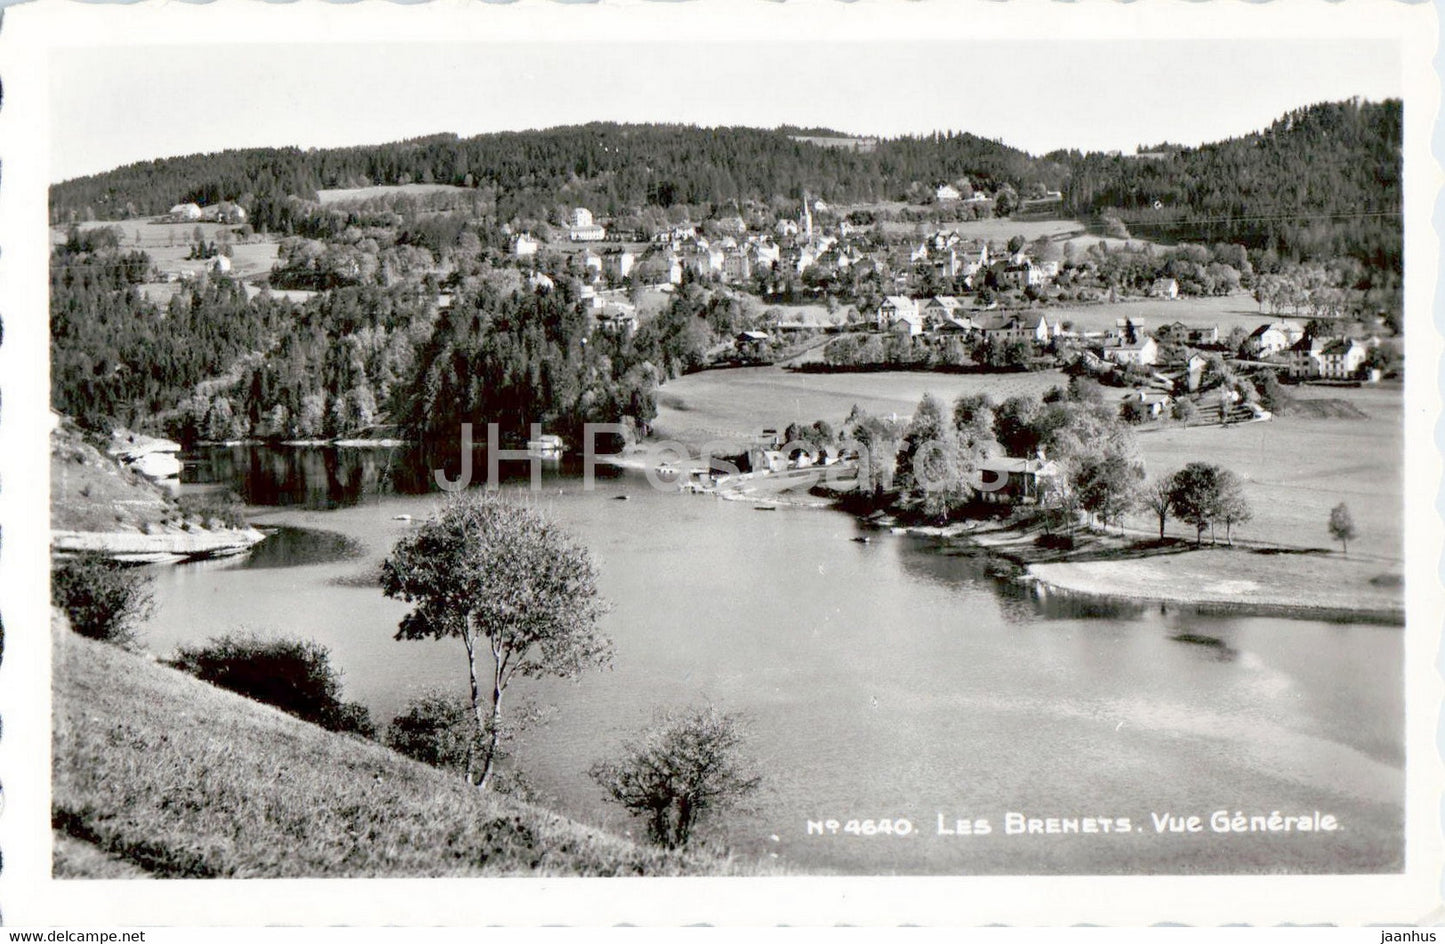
[209,255,232,275]
[980,312,1052,346]
[1246,321,1306,358]
[512,233,540,258]
[1184,352,1210,391]
[935,316,978,335]
[876,296,921,332]
[936,183,962,202]
[721,251,752,284]
[1154,322,1218,346]
[1149,278,1180,299]
[930,248,960,280]
[1286,336,1368,380]
[715,215,748,235]
[922,296,963,328]
[746,448,789,474]
[735,330,771,360]
[578,285,605,311]
[1122,389,1173,420]
[602,249,635,281]
[568,207,606,242]
[991,261,1039,291]
[166,202,203,222]
[686,244,725,277]
[1102,336,1159,367]
[1185,325,1220,345]
[580,250,604,281]
[749,240,781,268]
[596,305,638,335]
[975,456,1059,504]
[198,203,247,225]
[570,223,607,242]
[1319,338,1369,379]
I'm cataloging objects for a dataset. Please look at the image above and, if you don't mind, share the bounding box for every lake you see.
[142,445,1404,875]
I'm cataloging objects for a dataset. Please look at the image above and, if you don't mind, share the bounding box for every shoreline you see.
[694,476,1406,624]
[1022,567,1404,626]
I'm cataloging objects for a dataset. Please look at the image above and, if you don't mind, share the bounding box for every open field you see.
[651,365,1067,449]
[1130,384,1403,562]
[1048,294,1270,335]
[877,217,1087,241]
[650,365,1402,567]
[762,301,850,328]
[53,618,758,878]
[316,183,470,205]
[58,220,281,280]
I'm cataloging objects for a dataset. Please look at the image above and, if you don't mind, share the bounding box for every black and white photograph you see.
[2,0,1441,927]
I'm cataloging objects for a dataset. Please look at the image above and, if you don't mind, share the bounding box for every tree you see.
[1143,476,1174,540]
[381,492,613,790]
[1215,469,1253,545]
[1167,462,1225,546]
[51,552,154,649]
[1072,452,1143,530]
[589,706,761,849]
[896,393,947,491]
[1171,398,1197,426]
[1119,399,1149,426]
[1329,502,1358,555]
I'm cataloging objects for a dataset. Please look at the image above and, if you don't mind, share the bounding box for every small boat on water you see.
[754,505,777,511]
[851,536,871,544]
[392,514,412,521]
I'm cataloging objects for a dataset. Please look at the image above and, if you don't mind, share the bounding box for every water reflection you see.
[183,444,622,509]
[243,526,364,569]
[150,445,1405,874]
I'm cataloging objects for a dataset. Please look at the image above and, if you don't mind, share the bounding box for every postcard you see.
[1,0,1440,927]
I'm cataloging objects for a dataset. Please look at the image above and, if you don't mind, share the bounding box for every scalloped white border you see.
[0,0,1440,927]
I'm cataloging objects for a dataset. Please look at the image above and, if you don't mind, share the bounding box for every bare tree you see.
[1142,476,1174,541]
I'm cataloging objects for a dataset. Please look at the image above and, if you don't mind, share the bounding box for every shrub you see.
[590,706,761,849]
[51,553,154,649]
[1119,399,1149,425]
[169,632,374,737]
[386,692,477,773]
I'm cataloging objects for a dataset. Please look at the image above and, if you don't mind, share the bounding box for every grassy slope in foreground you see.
[52,621,752,878]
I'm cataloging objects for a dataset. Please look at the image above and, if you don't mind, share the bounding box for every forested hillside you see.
[52,101,1401,270]
[1062,99,1402,268]
[51,125,1057,226]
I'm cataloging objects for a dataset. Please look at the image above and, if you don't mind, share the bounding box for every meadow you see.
[1129,384,1404,562]
[1048,294,1271,336]
[651,365,1067,449]
[52,620,757,878]
[63,219,281,278]
[315,183,471,205]
[651,365,1403,568]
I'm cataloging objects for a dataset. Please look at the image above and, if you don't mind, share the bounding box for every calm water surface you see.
[144,446,1404,874]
